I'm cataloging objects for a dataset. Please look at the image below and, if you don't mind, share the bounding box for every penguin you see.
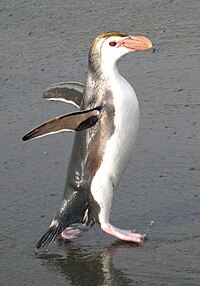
[22,32,152,249]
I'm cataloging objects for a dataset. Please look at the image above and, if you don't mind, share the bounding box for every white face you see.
[90,33,152,77]
[95,34,152,65]
[97,36,131,66]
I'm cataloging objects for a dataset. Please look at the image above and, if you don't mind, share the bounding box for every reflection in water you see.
[36,241,139,286]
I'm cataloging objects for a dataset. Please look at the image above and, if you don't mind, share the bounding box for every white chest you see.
[105,75,139,185]
[90,74,139,224]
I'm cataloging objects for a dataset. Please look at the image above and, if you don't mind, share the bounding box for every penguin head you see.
[89,32,152,75]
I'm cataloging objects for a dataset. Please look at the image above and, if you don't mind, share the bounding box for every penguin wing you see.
[43,82,84,108]
[22,107,100,141]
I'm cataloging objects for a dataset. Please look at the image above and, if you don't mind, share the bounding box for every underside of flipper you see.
[22,107,101,141]
[43,82,84,108]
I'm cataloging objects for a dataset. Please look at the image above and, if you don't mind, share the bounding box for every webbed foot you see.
[60,227,81,240]
[102,224,146,244]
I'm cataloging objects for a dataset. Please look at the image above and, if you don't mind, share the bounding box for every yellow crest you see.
[91,32,127,54]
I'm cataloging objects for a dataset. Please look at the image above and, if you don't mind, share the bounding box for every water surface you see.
[1,0,200,285]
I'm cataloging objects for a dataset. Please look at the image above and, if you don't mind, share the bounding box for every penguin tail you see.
[35,191,99,250]
[35,218,63,250]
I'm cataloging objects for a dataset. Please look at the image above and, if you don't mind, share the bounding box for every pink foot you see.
[102,224,146,244]
[60,227,81,240]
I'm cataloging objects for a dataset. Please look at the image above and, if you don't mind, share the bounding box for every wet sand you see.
[1,0,200,285]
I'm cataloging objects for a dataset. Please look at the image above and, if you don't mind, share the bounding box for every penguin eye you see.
[109,41,117,47]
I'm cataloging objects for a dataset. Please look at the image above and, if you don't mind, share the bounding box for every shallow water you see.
[1,0,200,285]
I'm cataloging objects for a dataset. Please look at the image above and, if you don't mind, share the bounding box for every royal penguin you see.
[22,32,152,249]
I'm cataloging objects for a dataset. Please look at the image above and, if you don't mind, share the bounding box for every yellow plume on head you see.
[91,32,128,53]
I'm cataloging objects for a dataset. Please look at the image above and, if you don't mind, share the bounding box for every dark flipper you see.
[22,107,100,141]
[43,82,84,108]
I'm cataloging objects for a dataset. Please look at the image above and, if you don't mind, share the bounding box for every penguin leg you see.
[91,178,145,244]
[60,227,81,240]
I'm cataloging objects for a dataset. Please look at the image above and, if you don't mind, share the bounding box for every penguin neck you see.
[84,59,122,109]
[101,60,120,81]
[88,57,121,82]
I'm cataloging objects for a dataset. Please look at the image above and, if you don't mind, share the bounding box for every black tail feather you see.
[35,192,99,250]
[35,223,63,250]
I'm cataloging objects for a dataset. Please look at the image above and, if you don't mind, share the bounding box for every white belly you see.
[96,76,139,186]
[91,75,139,226]
[108,77,139,185]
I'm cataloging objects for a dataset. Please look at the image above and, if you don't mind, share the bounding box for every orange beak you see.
[123,36,152,51]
